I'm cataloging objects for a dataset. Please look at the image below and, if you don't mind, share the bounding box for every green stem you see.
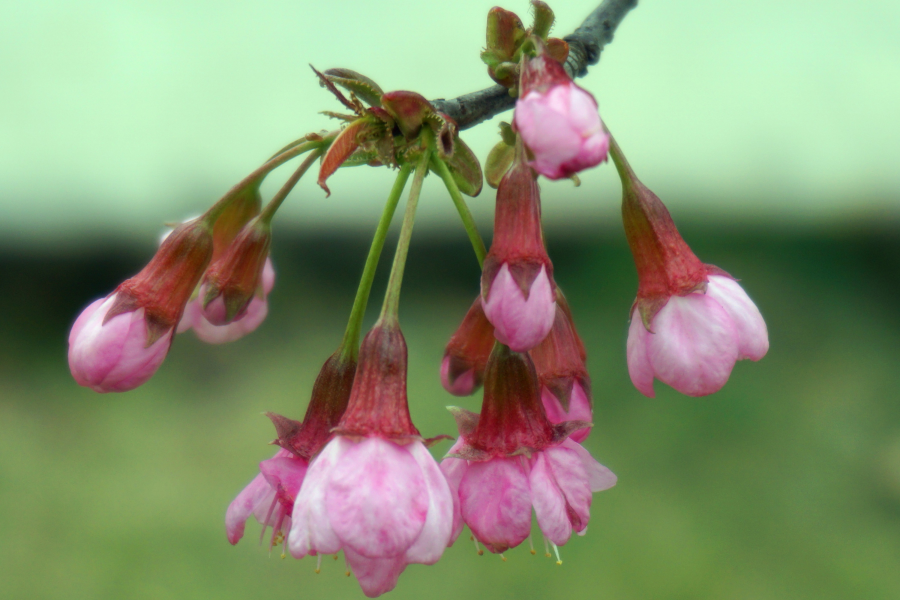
[339,164,413,360]
[258,149,322,224]
[607,134,636,192]
[199,139,327,225]
[379,149,432,324]
[430,155,487,268]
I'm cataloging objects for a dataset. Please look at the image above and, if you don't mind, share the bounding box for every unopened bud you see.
[441,297,496,396]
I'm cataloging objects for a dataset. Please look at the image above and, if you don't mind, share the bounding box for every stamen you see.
[473,537,484,556]
[528,535,536,555]
[543,537,551,558]
[345,556,352,577]
[259,497,278,548]
[333,554,339,561]
[315,554,322,574]
[500,553,507,562]
[551,542,562,565]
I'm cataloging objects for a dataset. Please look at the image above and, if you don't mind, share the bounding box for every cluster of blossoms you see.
[67,1,767,596]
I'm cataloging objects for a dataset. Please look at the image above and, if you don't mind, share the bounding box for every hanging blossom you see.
[441,344,615,555]
[481,143,557,352]
[225,350,355,551]
[609,138,769,397]
[288,323,455,597]
[529,289,593,443]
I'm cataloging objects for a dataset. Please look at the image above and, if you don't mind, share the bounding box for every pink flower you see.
[611,136,769,397]
[529,291,593,442]
[481,142,557,352]
[514,53,609,180]
[289,437,453,597]
[482,263,555,352]
[225,448,308,550]
[288,323,454,597]
[68,294,173,393]
[627,274,769,397]
[442,344,614,554]
[442,437,615,553]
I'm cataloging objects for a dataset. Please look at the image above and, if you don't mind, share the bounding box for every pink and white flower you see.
[68,294,173,393]
[627,274,768,397]
[514,52,609,180]
[289,437,453,597]
[226,448,308,550]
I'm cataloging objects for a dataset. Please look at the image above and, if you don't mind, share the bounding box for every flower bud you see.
[481,151,556,352]
[529,291,593,442]
[200,218,272,326]
[68,219,213,392]
[440,297,495,396]
[482,7,526,87]
[514,52,609,180]
[614,140,769,397]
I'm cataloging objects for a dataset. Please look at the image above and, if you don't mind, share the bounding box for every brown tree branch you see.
[430,0,638,131]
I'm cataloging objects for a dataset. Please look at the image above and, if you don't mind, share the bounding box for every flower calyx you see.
[613,140,714,328]
[200,218,272,325]
[441,296,496,397]
[332,322,421,442]
[107,218,214,345]
[266,348,357,460]
[447,344,588,462]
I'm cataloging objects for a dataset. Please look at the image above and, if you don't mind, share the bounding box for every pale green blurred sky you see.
[2,0,899,244]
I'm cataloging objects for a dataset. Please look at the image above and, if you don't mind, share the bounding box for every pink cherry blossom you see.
[482,263,556,352]
[627,275,769,397]
[225,448,308,549]
[289,436,454,598]
[514,82,609,180]
[540,382,592,443]
[68,294,172,393]
[441,437,615,553]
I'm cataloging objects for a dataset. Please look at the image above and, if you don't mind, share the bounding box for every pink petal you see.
[626,310,656,397]
[458,457,532,553]
[343,548,407,598]
[440,355,477,396]
[706,275,769,361]
[541,382,593,443]
[325,437,427,558]
[261,257,276,295]
[288,437,345,558]
[259,455,308,499]
[482,263,556,352]
[225,471,272,545]
[542,442,594,534]
[404,442,454,565]
[529,451,574,545]
[647,294,740,396]
[176,298,201,333]
[191,297,268,344]
[565,438,617,493]
[439,439,467,543]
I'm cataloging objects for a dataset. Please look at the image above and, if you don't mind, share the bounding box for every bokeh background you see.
[2,1,899,599]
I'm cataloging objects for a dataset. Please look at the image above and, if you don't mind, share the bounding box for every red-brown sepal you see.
[621,166,708,327]
[529,289,590,411]
[318,117,388,196]
[381,91,434,140]
[270,349,356,460]
[201,218,272,324]
[519,50,573,97]
[334,322,420,441]
[481,151,554,299]
[443,297,496,395]
[464,344,554,457]
[108,219,213,345]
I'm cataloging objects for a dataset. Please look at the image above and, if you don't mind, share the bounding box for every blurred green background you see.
[2,1,899,599]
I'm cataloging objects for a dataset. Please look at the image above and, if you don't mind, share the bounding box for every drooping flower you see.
[226,349,356,549]
[68,219,213,392]
[611,138,769,397]
[440,296,496,396]
[441,344,615,554]
[514,51,609,180]
[529,290,593,442]
[288,323,454,598]
[481,144,557,352]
